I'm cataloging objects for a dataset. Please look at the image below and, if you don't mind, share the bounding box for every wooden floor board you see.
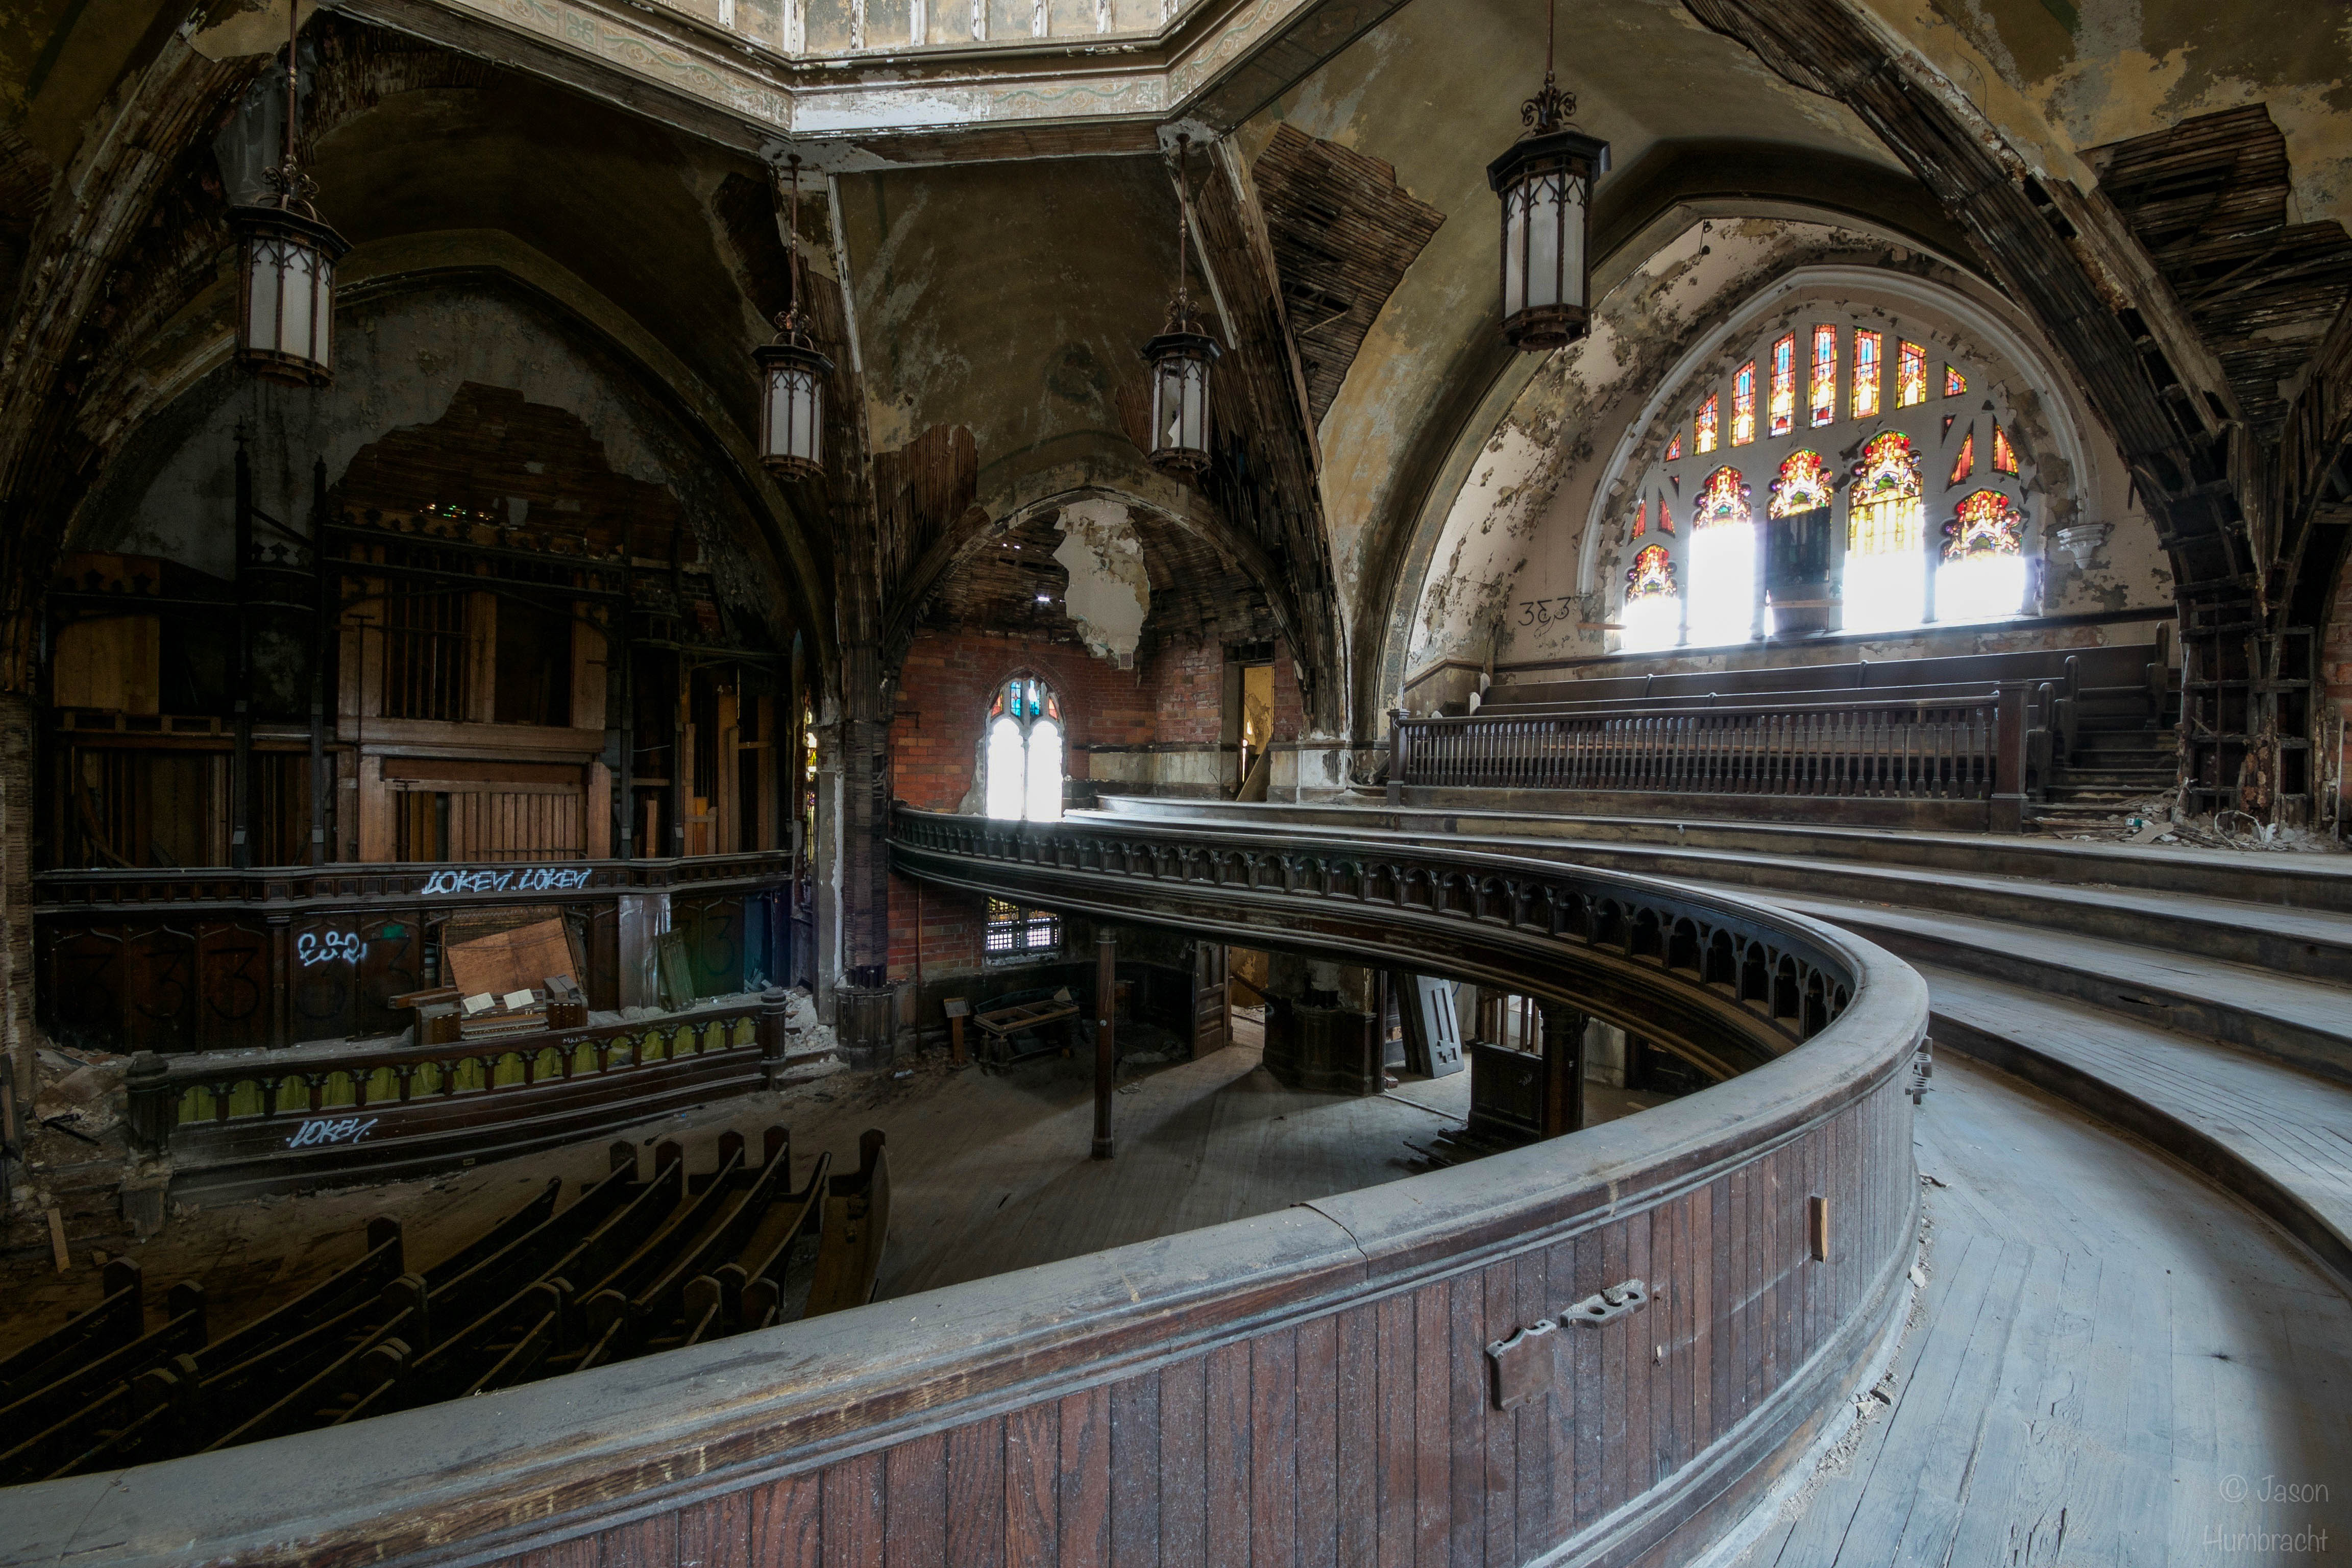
[1741,1055,2352,1567]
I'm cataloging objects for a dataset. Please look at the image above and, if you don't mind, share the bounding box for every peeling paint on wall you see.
[1053,496,1150,668]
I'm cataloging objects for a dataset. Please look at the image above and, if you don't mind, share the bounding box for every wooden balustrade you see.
[120,995,808,1202]
[1389,686,2031,831]
[3,810,1928,1568]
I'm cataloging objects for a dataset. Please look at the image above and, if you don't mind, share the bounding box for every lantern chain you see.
[1520,0,1575,134]
[773,154,816,351]
[1165,133,1199,336]
[263,0,320,217]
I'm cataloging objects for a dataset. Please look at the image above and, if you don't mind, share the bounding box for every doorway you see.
[1228,945,1269,1049]
[1225,644,1276,801]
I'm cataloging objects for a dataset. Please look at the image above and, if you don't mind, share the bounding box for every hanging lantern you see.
[755,154,834,481]
[1486,4,1608,353]
[232,5,346,386]
[1141,134,1221,477]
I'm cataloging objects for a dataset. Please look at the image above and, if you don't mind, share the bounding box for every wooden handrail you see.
[3,810,1930,1568]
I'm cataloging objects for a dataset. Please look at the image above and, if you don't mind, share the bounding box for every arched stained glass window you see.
[1844,434,1925,633]
[1695,394,1719,455]
[1948,431,1975,485]
[1620,544,1680,653]
[1896,340,1927,408]
[1940,491,2026,622]
[1689,467,1755,644]
[1945,364,1967,397]
[984,674,1064,822]
[1664,431,1682,462]
[1810,326,1837,428]
[1769,450,1834,518]
[1731,363,1757,446]
[1769,334,1797,438]
[1852,330,1881,420]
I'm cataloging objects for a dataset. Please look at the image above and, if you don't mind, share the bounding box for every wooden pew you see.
[591,1128,795,1359]
[0,1282,204,1483]
[803,1131,890,1319]
[0,1257,143,1406]
[722,1150,831,1330]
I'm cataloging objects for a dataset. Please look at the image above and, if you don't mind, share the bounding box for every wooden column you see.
[231,439,254,870]
[1990,683,2027,834]
[308,458,330,867]
[1538,999,1585,1137]
[1092,929,1116,1160]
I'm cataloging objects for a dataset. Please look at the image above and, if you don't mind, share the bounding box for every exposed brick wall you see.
[885,629,1300,986]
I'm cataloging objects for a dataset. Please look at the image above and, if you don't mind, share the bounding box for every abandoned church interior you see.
[3,0,2350,1560]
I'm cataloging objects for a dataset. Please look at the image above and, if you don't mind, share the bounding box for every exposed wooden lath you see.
[2091,106,2352,438]
[874,423,981,609]
[1249,124,1445,428]
[848,122,1160,166]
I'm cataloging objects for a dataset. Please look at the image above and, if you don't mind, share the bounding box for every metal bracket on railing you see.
[1909,1036,1934,1106]
[1485,1318,1564,1411]
[1560,1278,1650,1328]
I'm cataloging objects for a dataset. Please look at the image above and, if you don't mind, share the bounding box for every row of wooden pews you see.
[0,1129,891,1484]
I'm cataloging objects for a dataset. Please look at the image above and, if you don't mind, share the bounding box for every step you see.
[1753,890,2352,1089]
[1920,966,2352,1292]
[1088,798,2352,913]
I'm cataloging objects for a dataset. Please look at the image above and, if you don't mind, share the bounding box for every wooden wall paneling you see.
[1376,1288,1416,1567]
[588,763,612,860]
[1688,1185,1713,1480]
[825,1451,886,1568]
[1567,1232,1600,1538]
[885,1431,948,1568]
[1108,1368,1161,1568]
[946,1414,1008,1568]
[1249,1328,1297,1568]
[1204,1341,1252,1568]
[122,921,198,1052]
[1622,1206,1653,1505]
[1765,1146,1786,1411]
[1007,1397,1061,1568]
[1059,1385,1111,1568]
[1335,1304,1380,1568]
[341,580,382,722]
[587,902,621,1012]
[358,754,394,862]
[598,1507,676,1567]
[1650,1198,1677,1489]
[1598,1215,1629,1522]
[752,1469,825,1568]
[1156,1357,1205,1566]
[511,1535,599,1568]
[290,914,360,1044]
[356,912,425,1035]
[1708,1171,1731,1490]
[194,919,270,1051]
[571,609,607,733]
[717,687,740,856]
[1476,1271,1514,1568]
[467,593,499,725]
[1509,1248,1552,1561]
[1294,1313,1338,1568]
[1412,1282,1450,1565]
[1443,1272,1483,1567]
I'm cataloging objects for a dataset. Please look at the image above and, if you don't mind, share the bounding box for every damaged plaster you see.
[1052,496,1150,668]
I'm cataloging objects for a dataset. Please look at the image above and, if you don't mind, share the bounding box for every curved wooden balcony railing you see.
[1388,687,2036,831]
[2,807,1927,1568]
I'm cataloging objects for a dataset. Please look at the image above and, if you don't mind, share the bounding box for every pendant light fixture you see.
[1141,133,1220,477]
[1485,0,1608,353]
[230,0,348,387]
[754,154,835,482]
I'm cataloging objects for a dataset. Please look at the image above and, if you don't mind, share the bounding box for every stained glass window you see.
[986,898,1061,959]
[1689,467,1755,646]
[1851,331,1881,420]
[1945,364,1967,397]
[984,675,1064,822]
[1731,362,1757,446]
[1810,326,1837,428]
[1770,450,1834,518]
[1633,499,1647,538]
[1945,491,2021,560]
[1769,334,1797,438]
[1896,340,1927,408]
[1992,423,2018,475]
[1695,394,1720,455]
[1658,497,1676,535]
[1620,544,1680,652]
[1948,431,1974,485]
[1664,431,1682,462]
[1939,489,2026,622]
[1845,433,1925,633]
[1626,543,1676,598]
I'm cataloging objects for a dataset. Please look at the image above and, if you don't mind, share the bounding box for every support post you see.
[307,458,329,868]
[1537,1000,1586,1138]
[1092,929,1116,1160]
[231,438,254,870]
[1991,683,2027,834]
[1386,707,1409,804]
